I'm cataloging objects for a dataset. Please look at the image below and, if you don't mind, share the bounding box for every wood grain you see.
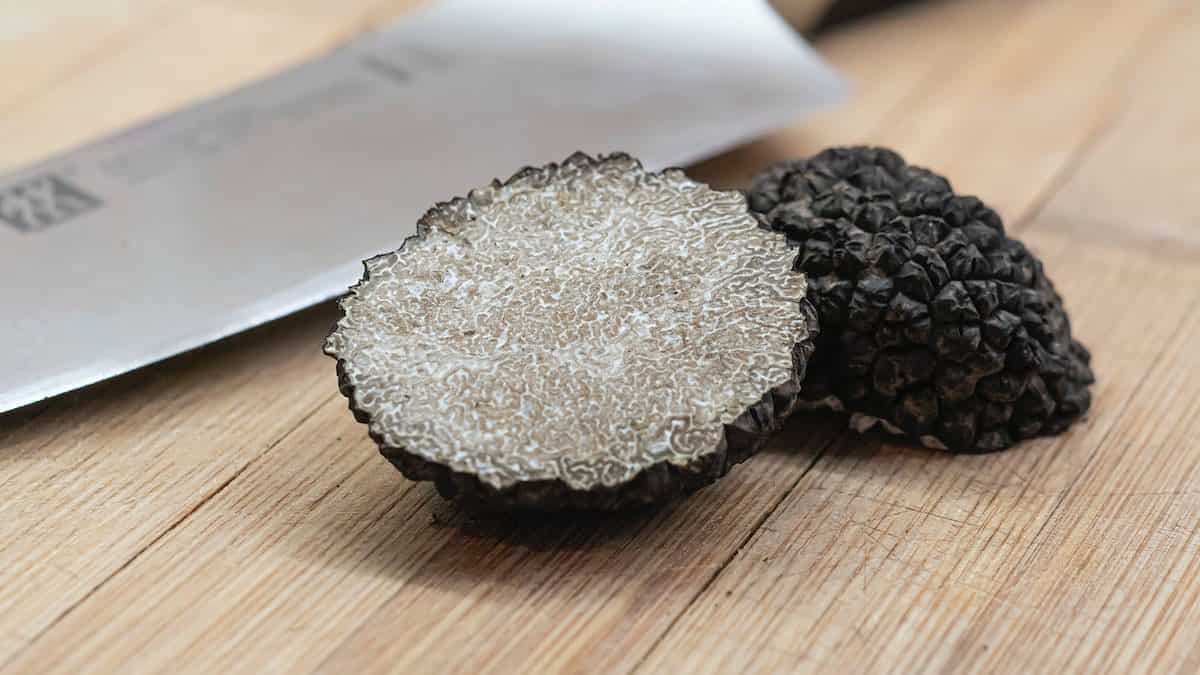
[5,2,1014,672]
[638,233,1200,673]
[851,0,1178,226]
[1037,3,1200,257]
[0,307,339,665]
[640,4,1200,672]
[0,1,423,173]
[1,0,421,665]
[689,0,1025,189]
[2,0,1197,673]
[0,0,181,117]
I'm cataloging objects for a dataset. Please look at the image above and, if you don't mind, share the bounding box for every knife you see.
[0,0,844,413]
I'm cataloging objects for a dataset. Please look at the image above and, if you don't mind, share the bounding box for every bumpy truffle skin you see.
[748,146,1093,452]
[326,152,819,509]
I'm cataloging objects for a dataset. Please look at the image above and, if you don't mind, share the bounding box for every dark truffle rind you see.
[748,146,1094,452]
[326,152,819,509]
[335,330,818,510]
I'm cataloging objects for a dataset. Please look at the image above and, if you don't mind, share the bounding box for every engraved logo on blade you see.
[0,175,102,232]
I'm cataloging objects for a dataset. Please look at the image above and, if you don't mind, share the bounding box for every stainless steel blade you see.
[0,0,844,412]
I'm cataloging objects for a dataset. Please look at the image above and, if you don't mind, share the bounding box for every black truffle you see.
[325,153,819,509]
[748,146,1093,452]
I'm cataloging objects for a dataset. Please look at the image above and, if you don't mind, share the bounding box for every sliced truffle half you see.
[325,152,818,509]
[748,146,1094,453]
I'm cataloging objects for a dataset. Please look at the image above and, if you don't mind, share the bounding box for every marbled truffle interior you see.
[325,153,811,492]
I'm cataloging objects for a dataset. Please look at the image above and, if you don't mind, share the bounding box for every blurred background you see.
[1,0,910,173]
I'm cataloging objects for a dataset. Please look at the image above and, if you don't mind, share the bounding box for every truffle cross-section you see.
[326,153,818,508]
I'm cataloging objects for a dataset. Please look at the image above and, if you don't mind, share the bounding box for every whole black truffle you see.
[748,146,1093,452]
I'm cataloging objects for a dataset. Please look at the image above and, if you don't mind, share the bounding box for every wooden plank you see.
[853,0,1178,225]
[695,0,1167,228]
[2,1,1191,673]
[1035,4,1200,256]
[0,1,184,117]
[211,0,414,17]
[3,411,841,674]
[9,0,1171,667]
[1,1,1032,673]
[2,401,455,673]
[950,281,1200,673]
[929,8,1200,671]
[689,0,1024,189]
[636,234,1200,674]
[0,2,418,173]
[0,307,339,665]
[0,0,411,665]
[638,5,1200,672]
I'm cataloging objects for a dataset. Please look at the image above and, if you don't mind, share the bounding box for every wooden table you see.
[3,0,1199,672]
